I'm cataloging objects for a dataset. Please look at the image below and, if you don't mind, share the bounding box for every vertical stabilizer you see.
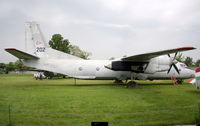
[25,22,48,57]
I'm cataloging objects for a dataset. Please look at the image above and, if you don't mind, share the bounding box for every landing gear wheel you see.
[177,79,183,84]
[125,81,137,88]
[114,79,123,84]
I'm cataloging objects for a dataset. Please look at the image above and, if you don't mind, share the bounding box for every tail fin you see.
[25,22,48,57]
[6,21,83,60]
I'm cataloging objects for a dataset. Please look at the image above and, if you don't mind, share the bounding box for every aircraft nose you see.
[191,73,195,78]
[190,70,195,78]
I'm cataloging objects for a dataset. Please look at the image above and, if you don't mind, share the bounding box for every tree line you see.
[0,60,34,74]
[175,53,200,67]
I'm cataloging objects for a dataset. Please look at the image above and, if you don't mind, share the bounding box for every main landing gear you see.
[171,77,184,85]
[125,72,138,88]
[125,81,137,88]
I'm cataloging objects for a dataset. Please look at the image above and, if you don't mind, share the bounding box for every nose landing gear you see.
[125,81,137,88]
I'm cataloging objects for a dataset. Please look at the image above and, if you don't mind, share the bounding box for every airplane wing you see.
[122,47,196,61]
[5,48,39,60]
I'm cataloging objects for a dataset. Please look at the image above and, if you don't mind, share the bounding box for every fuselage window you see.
[180,64,188,68]
[79,67,83,71]
[96,67,100,71]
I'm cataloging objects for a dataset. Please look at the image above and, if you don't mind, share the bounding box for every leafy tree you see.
[14,60,24,71]
[49,34,70,53]
[0,63,5,68]
[0,63,6,73]
[5,62,15,74]
[49,34,91,59]
[175,53,185,62]
[184,56,193,67]
[2,60,34,74]
[195,59,200,67]
[44,71,54,79]
[69,45,91,59]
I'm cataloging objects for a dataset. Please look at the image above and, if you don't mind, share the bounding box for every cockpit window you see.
[180,63,188,68]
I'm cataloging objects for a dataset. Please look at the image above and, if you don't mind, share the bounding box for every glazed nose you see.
[191,73,195,78]
[190,70,195,78]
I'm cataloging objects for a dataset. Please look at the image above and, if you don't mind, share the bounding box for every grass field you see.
[0,74,200,126]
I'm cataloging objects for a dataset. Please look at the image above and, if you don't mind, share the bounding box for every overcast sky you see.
[0,0,200,62]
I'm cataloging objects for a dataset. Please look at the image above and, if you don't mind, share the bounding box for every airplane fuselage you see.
[23,56,195,81]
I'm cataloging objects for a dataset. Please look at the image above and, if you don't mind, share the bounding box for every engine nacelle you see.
[105,60,148,73]
[144,56,170,74]
[105,56,171,74]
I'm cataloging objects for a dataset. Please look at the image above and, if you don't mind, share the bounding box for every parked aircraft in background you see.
[5,22,196,86]
[188,67,200,89]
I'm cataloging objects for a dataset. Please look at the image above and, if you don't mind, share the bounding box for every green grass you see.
[0,74,200,126]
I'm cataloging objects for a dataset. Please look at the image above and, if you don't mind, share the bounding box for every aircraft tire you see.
[126,81,137,88]
[177,79,183,84]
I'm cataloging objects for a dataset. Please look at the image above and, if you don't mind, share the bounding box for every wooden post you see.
[8,104,12,126]
[74,78,76,85]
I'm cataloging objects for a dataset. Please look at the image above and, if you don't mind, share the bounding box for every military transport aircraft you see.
[5,22,196,86]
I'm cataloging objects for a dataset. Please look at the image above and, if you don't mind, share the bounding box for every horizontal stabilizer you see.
[5,48,39,60]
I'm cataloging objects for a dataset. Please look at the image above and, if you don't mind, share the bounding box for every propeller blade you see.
[173,52,178,60]
[167,64,173,74]
[167,52,179,74]
[172,63,180,74]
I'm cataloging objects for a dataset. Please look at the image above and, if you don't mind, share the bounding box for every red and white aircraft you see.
[5,22,196,86]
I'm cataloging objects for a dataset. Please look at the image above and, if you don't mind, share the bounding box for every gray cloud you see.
[0,0,200,62]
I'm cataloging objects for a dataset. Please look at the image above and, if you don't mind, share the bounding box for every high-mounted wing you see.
[5,48,39,60]
[122,47,196,61]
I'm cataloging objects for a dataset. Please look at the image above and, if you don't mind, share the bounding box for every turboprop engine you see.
[144,54,180,74]
[105,55,179,74]
[105,60,149,73]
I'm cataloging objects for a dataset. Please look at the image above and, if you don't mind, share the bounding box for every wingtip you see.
[195,67,200,73]
[5,48,17,50]
[176,47,196,50]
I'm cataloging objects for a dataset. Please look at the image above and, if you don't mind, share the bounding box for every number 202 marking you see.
[36,47,45,52]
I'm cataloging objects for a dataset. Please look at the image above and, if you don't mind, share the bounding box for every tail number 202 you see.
[36,47,45,52]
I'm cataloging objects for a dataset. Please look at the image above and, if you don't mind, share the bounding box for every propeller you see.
[167,52,180,74]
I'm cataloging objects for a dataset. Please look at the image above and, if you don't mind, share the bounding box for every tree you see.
[175,53,185,62]
[49,34,71,53]
[5,62,15,74]
[49,34,91,59]
[184,56,193,67]
[14,60,24,71]
[44,71,54,79]
[195,59,200,67]
[69,45,91,59]
[0,63,6,73]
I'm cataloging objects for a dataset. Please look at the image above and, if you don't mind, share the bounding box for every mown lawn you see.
[0,74,200,126]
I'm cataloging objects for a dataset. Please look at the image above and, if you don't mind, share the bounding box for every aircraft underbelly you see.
[73,60,122,79]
